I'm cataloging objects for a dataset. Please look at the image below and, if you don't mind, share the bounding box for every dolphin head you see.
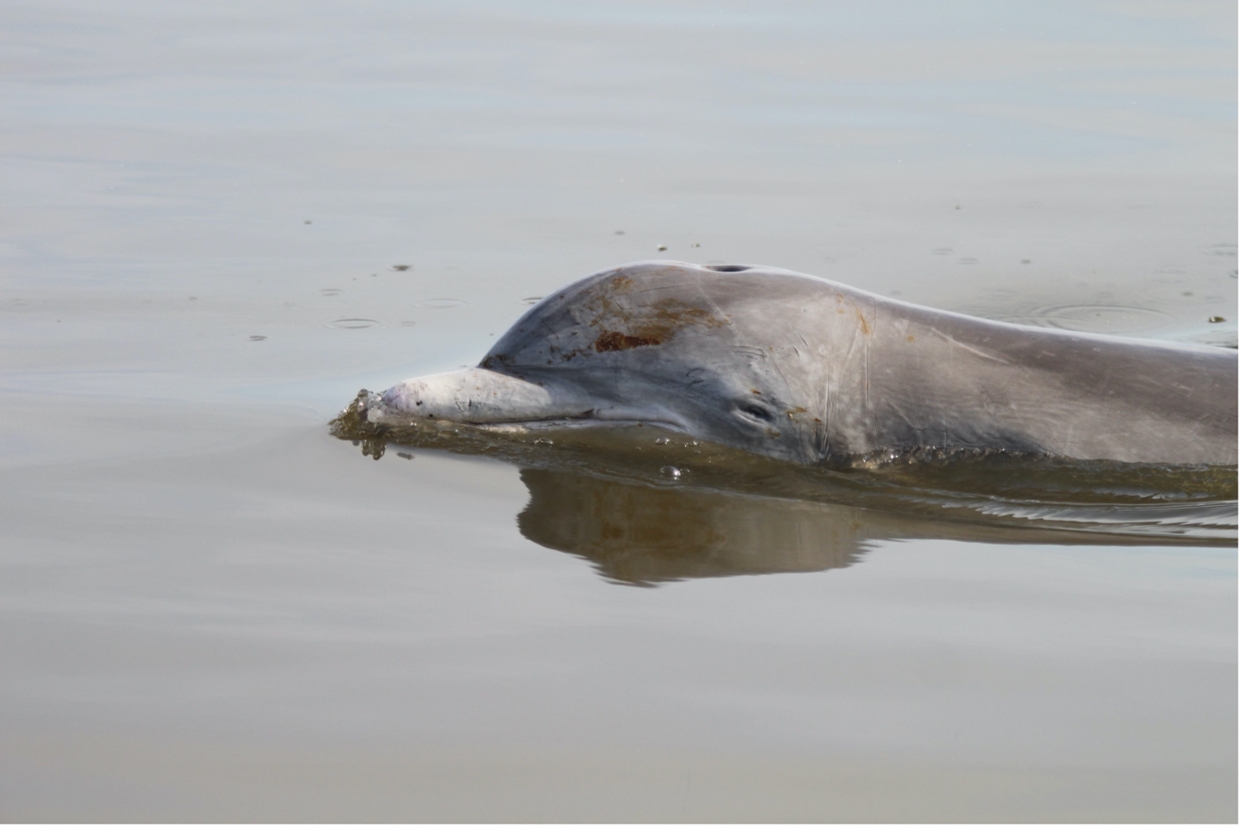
[378,262,836,463]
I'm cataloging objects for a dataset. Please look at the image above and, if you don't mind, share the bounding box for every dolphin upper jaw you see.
[376,368,584,424]
[370,367,691,433]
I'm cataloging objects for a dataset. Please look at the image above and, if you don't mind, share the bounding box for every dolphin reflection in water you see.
[515,467,1234,586]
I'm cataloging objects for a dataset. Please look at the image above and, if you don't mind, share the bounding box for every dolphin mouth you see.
[475,416,692,434]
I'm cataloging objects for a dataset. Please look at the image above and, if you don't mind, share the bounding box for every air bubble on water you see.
[660,466,683,481]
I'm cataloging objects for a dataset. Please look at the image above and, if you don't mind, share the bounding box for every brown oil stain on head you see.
[594,330,664,352]
[580,273,730,354]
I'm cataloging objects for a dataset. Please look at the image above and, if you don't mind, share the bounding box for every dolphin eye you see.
[739,403,775,423]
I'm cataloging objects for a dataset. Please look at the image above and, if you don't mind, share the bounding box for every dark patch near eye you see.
[706,264,752,272]
[594,330,664,352]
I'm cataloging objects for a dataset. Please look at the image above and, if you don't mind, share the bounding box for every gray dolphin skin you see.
[368,261,1237,466]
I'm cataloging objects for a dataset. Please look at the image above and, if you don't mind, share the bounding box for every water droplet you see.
[396,452,414,460]
[654,437,671,445]
[958,257,979,265]
[533,438,554,445]
[614,230,625,235]
[330,318,379,329]
[522,296,543,305]
[320,288,342,296]
[304,220,312,224]
[691,242,700,248]
[249,335,267,341]
[932,247,952,255]
[400,320,417,327]
[659,466,683,481]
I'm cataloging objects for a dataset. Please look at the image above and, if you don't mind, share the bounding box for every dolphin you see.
[360,261,1237,467]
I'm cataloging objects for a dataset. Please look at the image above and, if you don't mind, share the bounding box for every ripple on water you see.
[997,303,1174,335]
[418,298,467,310]
[329,318,379,329]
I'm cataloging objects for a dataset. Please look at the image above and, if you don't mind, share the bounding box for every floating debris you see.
[391,264,411,271]
[249,335,267,341]
[1208,316,1226,323]
[657,244,668,251]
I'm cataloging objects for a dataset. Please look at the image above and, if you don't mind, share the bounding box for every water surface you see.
[0,1,1235,821]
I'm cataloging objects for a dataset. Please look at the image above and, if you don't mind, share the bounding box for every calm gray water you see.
[1,2,1236,821]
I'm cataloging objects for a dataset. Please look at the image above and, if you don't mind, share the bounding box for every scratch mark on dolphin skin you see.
[855,307,872,335]
[928,328,1013,365]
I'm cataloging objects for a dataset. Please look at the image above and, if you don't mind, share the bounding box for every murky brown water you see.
[1,1,1235,821]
